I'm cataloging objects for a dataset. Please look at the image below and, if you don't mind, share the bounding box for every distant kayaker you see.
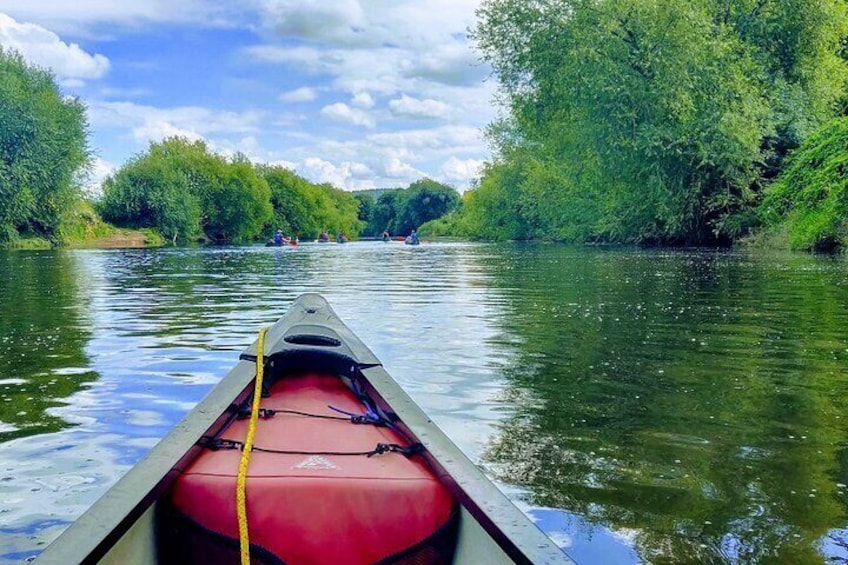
[381,231,390,242]
[408,229,420,245]
[337,231,347,243]
[319,230,329,242]
[273,230,284,245]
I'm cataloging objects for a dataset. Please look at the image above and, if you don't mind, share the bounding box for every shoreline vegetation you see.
[3,0,848,254]
[0,47,461,252]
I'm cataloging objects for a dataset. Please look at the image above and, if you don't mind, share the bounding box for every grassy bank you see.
[2,201,165,250]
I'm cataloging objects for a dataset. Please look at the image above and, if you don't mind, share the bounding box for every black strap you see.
[200,436,424,458]
[237,407,349,421]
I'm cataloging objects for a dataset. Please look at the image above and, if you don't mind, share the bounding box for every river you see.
[1,242,847,563]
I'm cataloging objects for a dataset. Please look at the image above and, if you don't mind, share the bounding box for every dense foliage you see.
[258,165,362,239]
[357,179,460,236]
[0,48,90,244]
[462,0,848,245]
[100,137,363,243]
[762,117,848,251]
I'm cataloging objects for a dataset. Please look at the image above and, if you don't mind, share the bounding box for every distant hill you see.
[351,188,401,200]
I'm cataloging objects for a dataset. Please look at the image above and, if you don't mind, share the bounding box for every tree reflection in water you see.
[482,245,848,563]
[0,251,98,441]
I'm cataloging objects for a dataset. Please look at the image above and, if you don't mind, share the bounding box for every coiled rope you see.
[237,327,267,565]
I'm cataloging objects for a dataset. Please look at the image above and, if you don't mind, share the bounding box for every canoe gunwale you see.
[34,293,573,565]
[34,360,259,565]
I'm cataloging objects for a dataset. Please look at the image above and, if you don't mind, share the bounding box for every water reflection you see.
[0,243,846,563]
[483,245,848,563]
[0,251,99,441]
[0,243,514,562]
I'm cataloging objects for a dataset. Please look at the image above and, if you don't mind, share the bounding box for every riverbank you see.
[1,201,165,250]
[2,229,164,250]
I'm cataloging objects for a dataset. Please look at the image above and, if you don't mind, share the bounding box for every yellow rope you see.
[237,327,268,565]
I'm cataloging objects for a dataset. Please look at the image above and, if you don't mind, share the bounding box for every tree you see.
[99,151,202,243]
[370,190,402,235]
[207,159,272,242]
[0,48,90,243]
[354,193,374,227]
[99,138,271,243]
[467,0,848,244]
[257,165,363,239]
[393,178,461,235]
[358,180,460,236]
[761,116,848,251]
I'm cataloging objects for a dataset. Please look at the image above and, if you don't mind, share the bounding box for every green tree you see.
[358,180,460,236]
[207,158,272,242]
[393,178,460,235]
[467,0,848,244]
[0,48,90,243]
[99,138,273,243]
[259,165,316,236]
[761,116,848,251]
[257,165,363,239]
[322,184,364,236]
[370,190,402,235]
[354,192,374,228]
[99,151,202,243]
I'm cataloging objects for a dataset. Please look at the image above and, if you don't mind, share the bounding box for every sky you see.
[0,1,497,192]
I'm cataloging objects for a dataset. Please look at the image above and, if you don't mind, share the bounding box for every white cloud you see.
[298,157,375,188]
[403,41,489,87]
[258,0,369,47]
[0,13,109,81]
[209,136,264,159]
[366,125,483,153]
[83,157,116,196]
[259,124,486,189]
[0,2,241,35]
[350,91,374,108]
[0,2,497,193]
[384,157,422,180]
[131,122,202,144]
[389,95,451,120]
[279,86,317,103]
[59,78,86,89]
[440,156,484,185]
[244,0,493,101]
[88,101,265,145]
[99,86,150,99]
[319,102,375,128]
[256,0,479,49]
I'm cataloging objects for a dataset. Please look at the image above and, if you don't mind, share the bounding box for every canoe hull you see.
[35,294,572,565]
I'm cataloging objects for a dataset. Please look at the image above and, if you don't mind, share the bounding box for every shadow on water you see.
[482,244,848,563]
[0,251,99,442]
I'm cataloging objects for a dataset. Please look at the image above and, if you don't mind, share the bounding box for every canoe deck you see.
[34,293,573,565]
[166,373,456,564]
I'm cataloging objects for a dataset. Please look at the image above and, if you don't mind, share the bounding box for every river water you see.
[0,242,847,564]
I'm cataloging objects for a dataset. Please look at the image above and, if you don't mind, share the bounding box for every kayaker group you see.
[269,228,420,245]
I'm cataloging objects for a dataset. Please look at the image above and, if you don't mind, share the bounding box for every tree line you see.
[98,137,366,244]
[4,7,847,253]
[0,47,459,247]
[354,179,461,238]
[450,0,848,251]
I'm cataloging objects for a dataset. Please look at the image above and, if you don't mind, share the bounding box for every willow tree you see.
[0,48,90,243]
[471,0,848,244]
[257,165,363,239]
[99,138,272,243]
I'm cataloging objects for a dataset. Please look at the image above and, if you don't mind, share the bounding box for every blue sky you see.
[0,1,495,191]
